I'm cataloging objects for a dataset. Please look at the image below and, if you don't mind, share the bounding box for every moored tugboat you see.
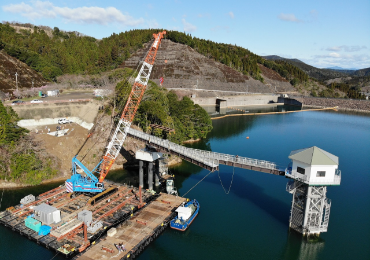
[170,199,199,231]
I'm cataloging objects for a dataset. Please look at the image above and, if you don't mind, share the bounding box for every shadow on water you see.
[171,161,290,226]
[209,114,257,139]
[0,181,65,211]
[280,231,325,260]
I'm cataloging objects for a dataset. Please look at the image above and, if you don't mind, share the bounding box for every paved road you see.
[6,91,95,105]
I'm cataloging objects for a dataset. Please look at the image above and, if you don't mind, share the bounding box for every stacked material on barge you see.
[0,181,189,259]
[0,182,154,258]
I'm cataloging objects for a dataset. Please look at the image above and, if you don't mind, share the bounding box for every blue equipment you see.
[38,225,52,236]
[65,156,104,193]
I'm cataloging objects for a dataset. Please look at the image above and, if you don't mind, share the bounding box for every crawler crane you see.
[66,31,166,193]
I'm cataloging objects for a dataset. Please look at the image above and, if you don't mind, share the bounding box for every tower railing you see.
[286,180,304,194]
[285,169,341,185]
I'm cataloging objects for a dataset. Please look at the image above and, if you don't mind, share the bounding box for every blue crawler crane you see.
[65,156,104,193]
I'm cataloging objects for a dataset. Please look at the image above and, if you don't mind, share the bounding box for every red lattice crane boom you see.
[98,31,166,183]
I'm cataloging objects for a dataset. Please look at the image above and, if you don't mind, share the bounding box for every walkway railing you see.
[128,128,280,174]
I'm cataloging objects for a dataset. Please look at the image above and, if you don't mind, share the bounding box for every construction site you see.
[0,180,186,259]
[0,28,346,260]
[0,30,195,260]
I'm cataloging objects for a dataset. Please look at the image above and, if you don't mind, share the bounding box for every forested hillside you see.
[165,31,308,84]
[0,22,160,81]
[0,22,365,100]
[0,101,59,184]
[115,76,212,143]
[0,22,308,86]
[263,55,348,81]
[264,55,368,99]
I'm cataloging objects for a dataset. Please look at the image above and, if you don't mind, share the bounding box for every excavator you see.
[65,31,166,194]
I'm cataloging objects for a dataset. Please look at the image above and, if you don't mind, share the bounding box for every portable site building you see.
[25,217,42,232]
[47,90,59,97]
[20,194,35,205]
[33,203,61,225]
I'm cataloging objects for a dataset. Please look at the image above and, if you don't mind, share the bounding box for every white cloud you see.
[310,9,318,21]
[198,13,210,18]
[329,52,340,58]
[2,1,144,26]
[278,13,302,23]
[147,19,159,28]
[211,26,230,33]
[169,26,180,31]
[182,19,196,32]
[326,45,367,52]
[308,53,370,69]
[228,11,234,19]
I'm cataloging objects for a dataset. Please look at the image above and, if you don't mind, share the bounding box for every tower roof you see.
[289,146,338,165]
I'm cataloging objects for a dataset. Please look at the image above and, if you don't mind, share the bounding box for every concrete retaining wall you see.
[18,117,94,130]
[192,94,279,107]
[12,101,99,124]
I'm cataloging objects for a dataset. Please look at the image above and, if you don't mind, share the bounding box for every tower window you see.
[317,171,326,177]
[297,167,305,174]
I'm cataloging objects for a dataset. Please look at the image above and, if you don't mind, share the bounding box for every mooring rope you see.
[182,170,214,198]
[49,251,59,260]
[217,165,235,195]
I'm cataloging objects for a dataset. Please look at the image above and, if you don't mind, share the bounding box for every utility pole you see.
[32,80,34,88]
[15,72,18,93]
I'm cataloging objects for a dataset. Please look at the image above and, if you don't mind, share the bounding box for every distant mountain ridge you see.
[326,66,357,71]
[263,55,370,81]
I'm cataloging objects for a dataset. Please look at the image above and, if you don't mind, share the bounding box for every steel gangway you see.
[128,128,283,175]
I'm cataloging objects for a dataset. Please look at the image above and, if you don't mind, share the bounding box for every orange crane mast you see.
[98,31,166,183]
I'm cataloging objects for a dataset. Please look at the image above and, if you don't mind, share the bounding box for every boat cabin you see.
[175,206,192,221]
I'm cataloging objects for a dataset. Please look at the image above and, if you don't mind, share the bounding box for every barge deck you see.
[0,182,186,259]
[76,194,186,260]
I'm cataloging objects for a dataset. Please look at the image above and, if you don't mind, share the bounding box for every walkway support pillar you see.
[155,160,160,186]
[139,160,144,188]
[148,162,153,190]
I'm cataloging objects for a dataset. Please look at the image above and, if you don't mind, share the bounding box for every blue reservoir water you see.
[0,109,369,260]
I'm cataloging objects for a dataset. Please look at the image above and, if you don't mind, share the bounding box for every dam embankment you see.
[191,94,280,107]
[191,94,370,113]
[299,97,370,112]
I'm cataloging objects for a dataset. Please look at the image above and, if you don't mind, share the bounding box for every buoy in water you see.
[246,136,249,139]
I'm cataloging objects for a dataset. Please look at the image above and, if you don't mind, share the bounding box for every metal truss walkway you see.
[128,128,283,175]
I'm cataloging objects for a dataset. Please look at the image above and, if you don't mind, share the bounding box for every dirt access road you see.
[43,89,95,101]
[5,90,95,105]
[31,123,89,176]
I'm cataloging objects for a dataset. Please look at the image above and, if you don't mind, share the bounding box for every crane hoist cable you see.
[75,42,154,160]
[97,31,167,184]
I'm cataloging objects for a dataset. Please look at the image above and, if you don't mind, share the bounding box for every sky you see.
[1,0,369,69]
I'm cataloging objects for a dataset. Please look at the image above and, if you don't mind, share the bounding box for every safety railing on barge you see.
[128,128,282,175]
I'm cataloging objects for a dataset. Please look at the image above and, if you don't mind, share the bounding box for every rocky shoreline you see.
[300,97,370,113]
